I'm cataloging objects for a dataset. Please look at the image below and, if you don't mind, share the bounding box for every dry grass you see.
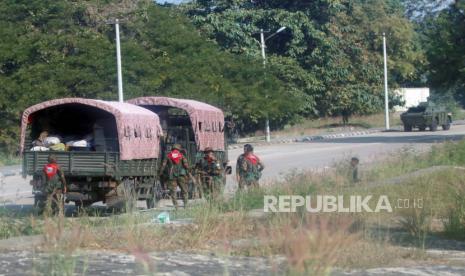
[6,139,465,274]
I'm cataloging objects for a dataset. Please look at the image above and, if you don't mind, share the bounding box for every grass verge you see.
[2,139,465,274]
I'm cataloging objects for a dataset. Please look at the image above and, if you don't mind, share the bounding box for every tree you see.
[0,0,298,155]
[423,1,465,103]
[183,0,424,121]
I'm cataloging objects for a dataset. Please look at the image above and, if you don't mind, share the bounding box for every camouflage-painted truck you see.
[400,102,452,132]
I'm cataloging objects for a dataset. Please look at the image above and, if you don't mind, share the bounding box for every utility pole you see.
[260,29,271,143]
[258,27,286,143]
[107,19,124,103]
[383,33,390,130]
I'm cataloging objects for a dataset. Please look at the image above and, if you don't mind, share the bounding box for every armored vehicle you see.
[400,102,452,132]
[21,98,164,210]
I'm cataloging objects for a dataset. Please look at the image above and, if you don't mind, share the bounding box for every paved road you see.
[2,125,465,205]
[228,125,465,184]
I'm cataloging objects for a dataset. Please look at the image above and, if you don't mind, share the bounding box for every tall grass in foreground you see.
[3,139,465,274]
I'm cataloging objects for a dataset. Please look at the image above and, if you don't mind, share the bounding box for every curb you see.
[227,127,401,150]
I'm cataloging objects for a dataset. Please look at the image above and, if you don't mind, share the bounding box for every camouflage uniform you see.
[41,155,67,215]
[160,145,190,208]
[236,144,264,190]
[196,148,223,200]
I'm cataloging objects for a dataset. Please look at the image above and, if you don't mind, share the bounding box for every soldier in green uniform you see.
[350,157,360,183]
[236,144,264,190]
[196,147,224,200]
[41,154,67,215]
[159,144,190,208]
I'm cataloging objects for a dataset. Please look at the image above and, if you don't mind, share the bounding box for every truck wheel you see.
[404,125,412,132]
[442,118,452,130]
[419,126,426,131]
[430,119,438,132]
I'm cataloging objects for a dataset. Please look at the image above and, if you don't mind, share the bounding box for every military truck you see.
[127,96,231,199]
[21,98,164,210]
[400,102,452,132]
[21,97,230,212]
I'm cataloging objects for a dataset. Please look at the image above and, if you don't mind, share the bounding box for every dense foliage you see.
[183,0,424,118]
[0,0,294,154]
[421,1,465,104]
[1,0,464,156]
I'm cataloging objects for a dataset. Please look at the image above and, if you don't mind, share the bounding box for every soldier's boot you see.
[182,191,188,208]
[178,177,189,208]
[169,190,178,209]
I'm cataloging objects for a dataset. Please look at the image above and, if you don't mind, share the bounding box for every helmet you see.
[172,144,182,150]
[244,144,253,152]
[204,147,214,153]
[48,154,57,163]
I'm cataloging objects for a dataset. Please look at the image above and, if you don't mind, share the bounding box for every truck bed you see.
[23,151,158,178]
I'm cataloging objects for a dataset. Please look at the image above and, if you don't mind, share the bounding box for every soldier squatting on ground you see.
[195,147,224,200]
[41,154,67,215]
[159,144,190,209]
[236,144,264,190]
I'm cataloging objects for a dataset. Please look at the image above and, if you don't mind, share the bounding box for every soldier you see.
[350,157,360,183]
[236,144,264,190]
[42,154,67,215]
[159,144,190,208]
[196,147,223,200]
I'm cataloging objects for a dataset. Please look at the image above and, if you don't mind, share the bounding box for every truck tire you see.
[430,119,438,132]
[419,126,426,131]
[404,125,412,132]
[442,118,452,130]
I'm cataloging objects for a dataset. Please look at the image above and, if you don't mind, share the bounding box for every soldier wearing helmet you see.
[195,147,223,200]
[159,144,190,208]
[236,144,264,190]
[41,154,67,215]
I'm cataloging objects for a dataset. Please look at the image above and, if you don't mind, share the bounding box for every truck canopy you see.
[127,97,225,151]
[20,98,163,160]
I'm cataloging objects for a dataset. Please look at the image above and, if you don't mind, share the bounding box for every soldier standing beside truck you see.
[42,154,67,215]
[236,144,264,190]
[196,147,224,200]
[159,144,190,208]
